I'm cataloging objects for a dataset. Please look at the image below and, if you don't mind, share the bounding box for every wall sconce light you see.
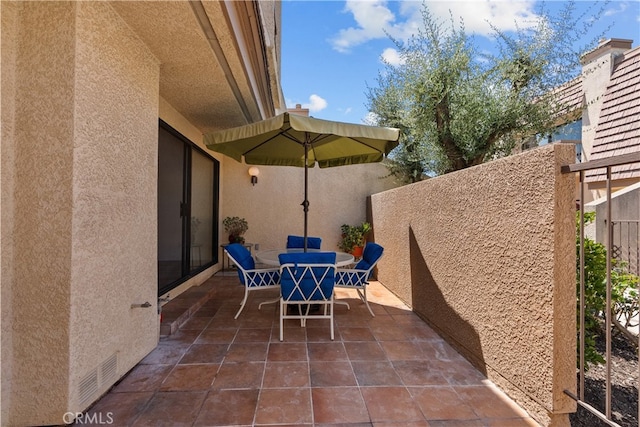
[248,166,260,185]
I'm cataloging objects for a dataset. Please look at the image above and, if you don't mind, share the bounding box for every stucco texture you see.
[2,2,160,424]
[371,143,577,426]
[220,158,397,253]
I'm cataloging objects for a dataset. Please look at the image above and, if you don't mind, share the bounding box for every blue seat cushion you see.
[279,252,336,301]
[354,242,384,271]
[225,243,255,284]
[286,235,322,249]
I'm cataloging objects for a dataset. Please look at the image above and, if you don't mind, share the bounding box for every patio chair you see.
[335,242,384,317]
[278,252,337,341]
[224,243,280,319]
[286,235,322,249]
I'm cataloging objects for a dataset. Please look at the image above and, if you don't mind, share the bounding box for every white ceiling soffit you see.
[109,1,279,133]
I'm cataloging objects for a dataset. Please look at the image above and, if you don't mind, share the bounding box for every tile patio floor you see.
[81,271,540,426]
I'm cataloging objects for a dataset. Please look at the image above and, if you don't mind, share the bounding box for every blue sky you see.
[281,0,640,125]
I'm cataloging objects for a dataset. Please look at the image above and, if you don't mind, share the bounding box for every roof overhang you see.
[109,0,284,133]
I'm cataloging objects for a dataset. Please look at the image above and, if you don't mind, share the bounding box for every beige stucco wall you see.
[2,2,160,425]
[1,2,20,424]
[371,143,577,426]
[220,159,397,254]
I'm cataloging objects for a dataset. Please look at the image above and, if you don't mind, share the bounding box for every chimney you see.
[287,103,310,117]
[580,38,633,66]
[580,38,634,164]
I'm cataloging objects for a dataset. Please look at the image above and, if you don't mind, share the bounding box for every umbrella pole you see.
[302,141,309,252]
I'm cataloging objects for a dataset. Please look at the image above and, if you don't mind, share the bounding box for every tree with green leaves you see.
[367,1,607,183]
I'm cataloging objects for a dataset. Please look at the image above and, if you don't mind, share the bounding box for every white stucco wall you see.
[220,159,398,254]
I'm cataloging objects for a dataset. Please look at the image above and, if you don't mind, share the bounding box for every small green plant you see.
[338,222,372,254]
[223,216,248,243]
[577,212,640,369]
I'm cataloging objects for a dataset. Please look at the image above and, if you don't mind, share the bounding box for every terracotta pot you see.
[351,246,363,258]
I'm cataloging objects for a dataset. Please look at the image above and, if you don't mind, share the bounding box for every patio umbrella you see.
[204,112,400,251]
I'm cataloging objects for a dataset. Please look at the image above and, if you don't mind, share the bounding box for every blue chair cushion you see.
[225,243,255,284]
[279,252,336,301]
[354,242,384,271]
[286,235,322,249]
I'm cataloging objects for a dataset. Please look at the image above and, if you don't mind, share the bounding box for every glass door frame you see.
[158,120,219,296]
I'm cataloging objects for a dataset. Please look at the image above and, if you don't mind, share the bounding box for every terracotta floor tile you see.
[309,361,357,387]
[393,360,449,386]
[212,361,265,389]
[419,339,468,362]
[380,341,426,361]
[179,343,228,364]
[255,388,313,425]
[80,391,153,426]
[131,391,206,427]
[409,386,479,420]
[234,327,273,342]
[112,364,173,392]
[426,420,484,427]
[430,359,487,386]
[160,364,218,391]
[312,387,370,424]
[339,326,377,341]
[84,276,536,427]
[194,328,237,344]
[194,389,259,426]
[352,360,403,386]
[263,361,310,388]
[486,417,542,426]
[360,386,425,422]
[274,322,308,341]
[224,342,268,362]
[139,343,189,365]
[307,341,347,361]
[306,323,339,342]
[267,342,308,361]
[372,421,430,427]
[344,341,388,361]
[180,316,212,331]
[370,324,413,341]
[160,329,202,345]
[403,324,442,341]
[454,385,531,419]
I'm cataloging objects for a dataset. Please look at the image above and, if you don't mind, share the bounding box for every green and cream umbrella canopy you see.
[204,112,400,250]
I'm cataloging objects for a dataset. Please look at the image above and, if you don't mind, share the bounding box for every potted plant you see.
[338,222,371,257]
[223,216,248,244]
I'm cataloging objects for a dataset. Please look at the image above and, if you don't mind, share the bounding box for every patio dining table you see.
[256,248,354,267]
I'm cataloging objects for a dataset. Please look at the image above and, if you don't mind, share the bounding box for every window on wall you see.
[157,120,219,296]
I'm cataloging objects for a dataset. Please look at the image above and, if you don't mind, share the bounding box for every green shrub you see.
[578,212,640,369]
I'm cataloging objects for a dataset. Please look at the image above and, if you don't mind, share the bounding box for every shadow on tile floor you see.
[76,272,540,427]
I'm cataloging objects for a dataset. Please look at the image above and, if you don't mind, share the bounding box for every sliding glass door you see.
[157,121,219,296]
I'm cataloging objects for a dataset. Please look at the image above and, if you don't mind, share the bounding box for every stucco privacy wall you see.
[370,143,576,426]
[2,3,160,425]
[221,159,397,252]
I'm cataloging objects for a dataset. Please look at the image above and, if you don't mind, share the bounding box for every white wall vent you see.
[100,353,118,386]
[78,352,118,406]
[78,369,98,406]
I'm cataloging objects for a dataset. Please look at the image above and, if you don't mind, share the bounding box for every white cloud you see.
[303,94,328,112]
[604,2,627,17]
[381,47,404,66]
[330,0,542,53]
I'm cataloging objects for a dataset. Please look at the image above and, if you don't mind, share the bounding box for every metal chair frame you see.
[225,248,280,319]
[279,262,337,341]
